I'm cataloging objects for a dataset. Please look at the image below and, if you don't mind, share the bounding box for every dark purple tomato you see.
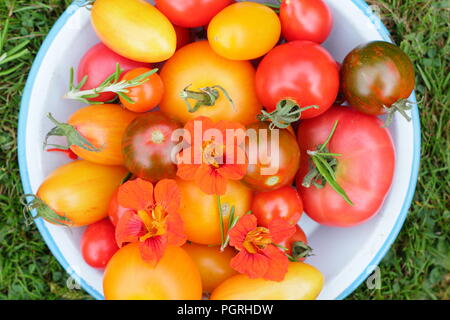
[341,41,415,117]
[122,111,181,182]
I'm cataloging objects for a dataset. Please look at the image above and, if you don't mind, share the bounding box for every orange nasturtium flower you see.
[228,214,296,281]
[177,116,247,195]
[115,178,186,265]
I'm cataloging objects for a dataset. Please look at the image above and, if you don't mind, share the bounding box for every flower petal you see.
[139,235,168,266]
[260,244,289,281]
[115,211,145,247]
[229,214,258,250]
[184,116,214,141]
[230,250,270,279]
[154,179,181,215]
[118,178,154,210]
[215,120,247,146]
[177,162,200,181]
[269,218,297,244]
[194,163,227,195]
[166,212,187,247]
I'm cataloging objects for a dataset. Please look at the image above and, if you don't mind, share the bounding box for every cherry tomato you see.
[120,68,164,113]
[77,43,150,102]
[177,178,253,245]
[252,186,303,228]
[60,104,137,166]
[280,0,333,43]
[160,41,261,125]
[103,243,202,300]
[182,242,238,293]
[208,2,281,60]
[91,0,176,63]
[243,121,300,192]
[256,41,339,119]
[211,262,324,300]
[341,41,415,116]
[277,225,309,262]
[107,188,130,226]
[81,218,119,268]
[296,106,395,227]
[122,111,181,182]
[35,160,127,227]
[155,0,233,28]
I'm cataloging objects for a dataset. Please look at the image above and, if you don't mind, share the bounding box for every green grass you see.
[0,0,448,300]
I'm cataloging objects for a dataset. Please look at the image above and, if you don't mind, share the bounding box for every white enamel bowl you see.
[18,0,420,299]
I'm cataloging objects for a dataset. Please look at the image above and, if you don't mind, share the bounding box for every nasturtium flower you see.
[177,116,247,195]
[228,214,296,281]
[115,178,186,265]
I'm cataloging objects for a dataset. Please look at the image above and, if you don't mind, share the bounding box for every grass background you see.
[0,0,448,300]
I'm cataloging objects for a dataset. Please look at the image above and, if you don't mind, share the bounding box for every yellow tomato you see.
[36,160,127,226]
[103,244,202,300]
[211,262,324,300]
[67,104,137,166]
[177,178,253,245]
[160,41,262,125]
[91,0,176,63]
[182,242,238,293]
[208,2,281,60]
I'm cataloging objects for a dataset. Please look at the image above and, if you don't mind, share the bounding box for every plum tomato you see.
[77,43,150,103]
[252,186,303,228]
[280,0,333,43]
[296,106,395,227]
[243,121,300,192]
[122,111,181,182]
[255,41,339,119]
[182,242,238,293]
[341,41,415,125]
[119,68,164,113]
[81,218,119,269]
[208,2,281,61]
[155,0,233,28]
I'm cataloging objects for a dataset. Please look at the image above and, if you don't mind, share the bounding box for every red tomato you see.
[255,41,339,119]
[77,43,150,102]
[120,68,164,113]
[122,111,181,182]
[252,186,303,228]
[296,106,395,227]
[280,0,333,43]
[155,0,233,28]
[277,225,309,262]
[107,188,130,226]
[81,219,119,268]
[174,25,192,50]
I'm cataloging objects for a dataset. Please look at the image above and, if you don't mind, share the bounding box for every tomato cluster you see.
[29,0,415,300]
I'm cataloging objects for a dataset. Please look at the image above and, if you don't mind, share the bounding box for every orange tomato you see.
[67,104,137,165]
[182,242,238,293]
[160,41,262,125]
[120,68,165,113]
[177,178,253,245]
[36,160,127,227]
[103,244,202,300]
[91,0,176,63]
[211,262,324,300]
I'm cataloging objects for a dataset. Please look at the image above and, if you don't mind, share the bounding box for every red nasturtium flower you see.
[115,178,186,265]
[228,214,296,281]
[177,116,247,195]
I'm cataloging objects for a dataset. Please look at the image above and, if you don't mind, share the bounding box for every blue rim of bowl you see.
[17,0,421,300]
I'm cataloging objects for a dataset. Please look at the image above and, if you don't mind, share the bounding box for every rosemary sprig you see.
[64,63,158,104]
[302,120,354,205]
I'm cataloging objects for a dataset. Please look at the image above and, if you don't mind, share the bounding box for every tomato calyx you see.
[383,99,414,127]
[21,194,73,226]
[290,241,313,261]
[179,84,235,113]
[302,120,354,205]
[257,99,318,129]
[44,113,102,153]
[64,63,158,105]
